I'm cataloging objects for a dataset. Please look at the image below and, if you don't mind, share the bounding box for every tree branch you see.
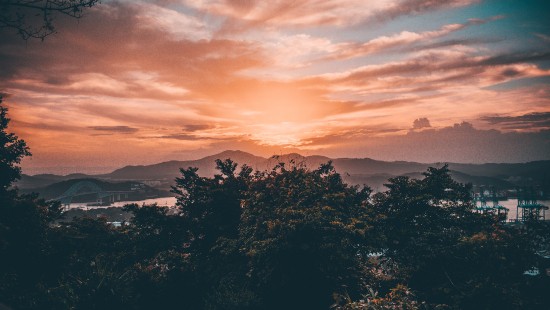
[0,0,100,40]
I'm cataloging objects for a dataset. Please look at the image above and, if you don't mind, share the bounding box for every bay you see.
[67,197,549,222]
[66,196,177,210]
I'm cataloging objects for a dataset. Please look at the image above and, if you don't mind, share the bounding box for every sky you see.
[1,0,550,174]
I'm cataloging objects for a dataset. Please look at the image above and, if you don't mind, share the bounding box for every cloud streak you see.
[481,112,550,130]
[184,0,478,30]
[88,126,140,134]
[321,16,502,61]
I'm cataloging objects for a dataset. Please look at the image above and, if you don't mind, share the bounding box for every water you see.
[66,196,177,210]
[67,197,549,221]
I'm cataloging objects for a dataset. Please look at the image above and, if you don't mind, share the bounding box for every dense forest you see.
[1,99,550,309]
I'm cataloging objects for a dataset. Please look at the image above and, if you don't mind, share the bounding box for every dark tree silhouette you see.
[237,161,373,309]
[0,94,63,309]
[0,0,99,40]
[369,165,541,309]
[0,94,30,193]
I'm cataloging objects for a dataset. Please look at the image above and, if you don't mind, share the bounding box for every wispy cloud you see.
[321,16,502,61]
[184,0,478,30]
[181,124,213,132]
[157,133,206,141]
[534,33,550,43]
[481,112,550,130]
[88,126,139,134]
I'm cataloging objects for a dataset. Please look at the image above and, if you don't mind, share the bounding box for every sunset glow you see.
[1,0,549,173]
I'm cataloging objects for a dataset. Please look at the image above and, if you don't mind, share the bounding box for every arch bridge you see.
[53,180,130,207]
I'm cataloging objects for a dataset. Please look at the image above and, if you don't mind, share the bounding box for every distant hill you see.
[16,150,550,195]
[16,173,90,189]
[106,150,266,181]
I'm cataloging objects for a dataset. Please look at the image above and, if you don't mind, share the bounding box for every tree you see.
[167,159,255,309]
[0,94,30,195]
[237,162,373,309]
[368,165,539,309]
[0,94,64,309]
[0,0,100,40]
[168,160,376,309]
[171,159,253,252]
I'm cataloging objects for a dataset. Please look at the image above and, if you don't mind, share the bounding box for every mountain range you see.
[16,150,550,195]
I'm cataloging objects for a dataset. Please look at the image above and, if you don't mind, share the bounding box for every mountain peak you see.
[203,150,265,161]
[214,150,256,157]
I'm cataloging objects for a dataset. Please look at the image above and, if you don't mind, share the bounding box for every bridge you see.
[516,187,549,222]
[53,180,131,207]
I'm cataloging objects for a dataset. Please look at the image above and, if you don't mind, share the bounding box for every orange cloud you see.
[185,0,478,30]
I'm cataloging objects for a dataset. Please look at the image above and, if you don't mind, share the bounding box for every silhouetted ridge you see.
[17,150,550,194]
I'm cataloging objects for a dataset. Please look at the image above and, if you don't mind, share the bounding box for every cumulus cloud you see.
[301,122,550,163]
[412,117,431,129]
